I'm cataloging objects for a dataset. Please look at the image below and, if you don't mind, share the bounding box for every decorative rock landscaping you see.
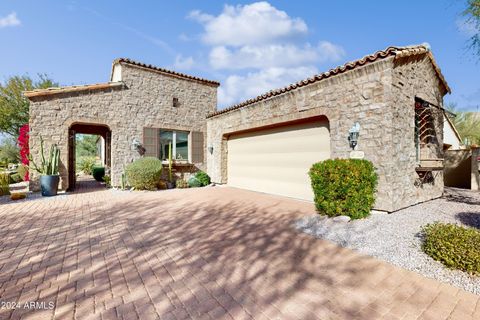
[295,187,480,295]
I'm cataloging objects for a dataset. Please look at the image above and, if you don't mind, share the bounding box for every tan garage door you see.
[227,120,330,201]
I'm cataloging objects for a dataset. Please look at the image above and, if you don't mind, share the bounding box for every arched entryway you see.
[68,123,111,191]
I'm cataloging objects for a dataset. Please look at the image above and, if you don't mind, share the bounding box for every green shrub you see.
[188,175,203,188]
[125,157,162,190]
[422,223,480,274]
[77,156,96,175]
[0,173,10,196]
[309,159,377,219]
[92,167,105,182]
[195,171,211,186]
[103,175,111,187]
[188,171,211,188]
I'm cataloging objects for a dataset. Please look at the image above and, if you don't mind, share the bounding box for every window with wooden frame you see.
[143,127,204,163]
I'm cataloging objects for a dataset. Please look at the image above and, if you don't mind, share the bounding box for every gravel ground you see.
[295,187,480,295]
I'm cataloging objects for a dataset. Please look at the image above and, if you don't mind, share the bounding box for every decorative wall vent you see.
[173,97,179,108]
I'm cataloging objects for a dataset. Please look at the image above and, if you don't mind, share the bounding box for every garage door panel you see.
[227,121,330,201]
[229,151,330,166]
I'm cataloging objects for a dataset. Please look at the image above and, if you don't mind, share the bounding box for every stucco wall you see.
[207,58,397,211]
[443,116,462,150]
[29,63,217,190]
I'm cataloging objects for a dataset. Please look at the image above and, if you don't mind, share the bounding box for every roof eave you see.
[113,58,220,87]
[24,82,125,99]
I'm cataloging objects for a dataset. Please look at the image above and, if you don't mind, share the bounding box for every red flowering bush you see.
[17,124,29,181]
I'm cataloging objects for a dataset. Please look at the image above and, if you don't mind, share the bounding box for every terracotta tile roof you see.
[207,44,450,118]
[24,82,125,99]
[114,58,220,87]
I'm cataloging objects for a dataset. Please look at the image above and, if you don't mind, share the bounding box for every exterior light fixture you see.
[348,122,360,150]
[132,138,141,148]
[208,145,214,154]
[132,138,146,156]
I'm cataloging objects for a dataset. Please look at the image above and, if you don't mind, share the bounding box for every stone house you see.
[26,58,219,191]
[26,44,450,212]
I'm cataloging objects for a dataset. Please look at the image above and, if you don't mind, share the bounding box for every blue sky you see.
[0,0,479,111]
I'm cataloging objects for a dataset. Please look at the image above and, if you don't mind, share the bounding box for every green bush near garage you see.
[188,171,211,188]
[309,159,378,219]
[125,157,162,190]
[422,223,480,274]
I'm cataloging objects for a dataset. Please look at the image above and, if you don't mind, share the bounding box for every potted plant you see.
[29,138,61,196]
[166,142,175,189]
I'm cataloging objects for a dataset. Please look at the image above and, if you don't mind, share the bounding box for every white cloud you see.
[317,41,346,62]
[187,2,345,107]
[189,2,307,46]
[218,66,318,106]
[173,55,195,70]
[210,41,344,70]
[0,12,21,28]
[456,18,478,37]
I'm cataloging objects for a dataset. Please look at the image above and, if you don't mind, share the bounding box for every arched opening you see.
[68,123,111,191]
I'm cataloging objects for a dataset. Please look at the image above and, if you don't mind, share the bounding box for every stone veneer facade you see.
[28,47,448,212]
[28,62,217,190]
[206,54,447,212]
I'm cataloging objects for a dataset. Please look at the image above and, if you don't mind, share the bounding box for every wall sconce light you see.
[208,145,214,154]
[348,122,360,150]
[132,138,146,156]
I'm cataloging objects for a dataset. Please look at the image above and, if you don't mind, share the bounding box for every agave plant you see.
[29,137,60,175]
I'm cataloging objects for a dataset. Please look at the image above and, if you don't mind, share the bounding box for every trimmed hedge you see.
[125,157,162,190]
[422,223,480,274]
[309,159,377,219]
[92,167,105,182]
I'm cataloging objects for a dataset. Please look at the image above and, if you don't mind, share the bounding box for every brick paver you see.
[0,181,479,319]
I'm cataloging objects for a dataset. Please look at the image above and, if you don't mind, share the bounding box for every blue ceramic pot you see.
[40,175,60,196]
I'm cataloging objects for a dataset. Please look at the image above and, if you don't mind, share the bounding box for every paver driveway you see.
[0,183,479,320]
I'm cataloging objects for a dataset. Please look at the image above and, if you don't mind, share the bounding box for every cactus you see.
[168,142,173,182]
[0,173,10,196]
[29,137,60,175]
[121,171,126,190]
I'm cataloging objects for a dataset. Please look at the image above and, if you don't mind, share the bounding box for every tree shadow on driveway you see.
[0,187,446,319]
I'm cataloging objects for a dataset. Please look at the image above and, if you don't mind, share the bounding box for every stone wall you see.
[390,55,445,209]
[207,54,446,212]
[207,58,397,211]
[29,63,217,190]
